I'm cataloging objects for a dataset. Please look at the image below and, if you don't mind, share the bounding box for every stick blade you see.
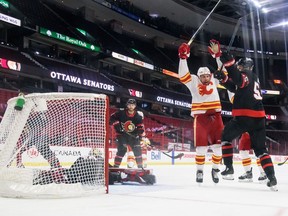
[277,158,288,166]
[174,153,184,159]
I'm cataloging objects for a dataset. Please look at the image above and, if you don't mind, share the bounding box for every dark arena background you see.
[1,0,287,155]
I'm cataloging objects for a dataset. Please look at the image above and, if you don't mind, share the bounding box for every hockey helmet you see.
[126,98,137,106]
[236,57,254,71]
[197,67,211,77]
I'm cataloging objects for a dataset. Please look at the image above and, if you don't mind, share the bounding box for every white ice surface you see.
[1,164,288,216]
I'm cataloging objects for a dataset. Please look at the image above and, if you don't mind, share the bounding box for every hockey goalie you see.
[33,158,156,186]
[32,149,156,186]
[33,152,105,186]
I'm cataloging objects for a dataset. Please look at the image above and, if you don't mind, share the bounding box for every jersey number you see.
[253,82,262,100]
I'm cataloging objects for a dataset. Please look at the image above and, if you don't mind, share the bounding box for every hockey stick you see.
[211,15,244,73]
[227,11,253,51]
[227,17,242,51]
[146,145,184,159]
[122,131,184,159]
[278,157,288,166]
[161,151,184,159]
[187,0,222,46]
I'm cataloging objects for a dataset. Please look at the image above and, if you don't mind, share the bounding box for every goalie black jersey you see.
[110,108,145,137]
[223,66,265,118]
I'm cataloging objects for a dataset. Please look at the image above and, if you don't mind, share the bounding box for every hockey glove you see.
[220,50,235,68]
[140,137,152,150]
[208,39,222,58]
[178,43,190,59]
[113,121,124,133]
[214,70,228,83]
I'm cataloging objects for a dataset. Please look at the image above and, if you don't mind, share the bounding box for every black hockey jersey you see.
[222,65,265,118]
[109,108,145,137]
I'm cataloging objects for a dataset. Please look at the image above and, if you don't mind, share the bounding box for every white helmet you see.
[197,67,211,77]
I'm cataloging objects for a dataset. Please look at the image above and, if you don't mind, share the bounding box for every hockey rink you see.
[1,164,288,216]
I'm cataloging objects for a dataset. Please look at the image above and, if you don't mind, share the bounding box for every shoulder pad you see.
[137,111,144,119]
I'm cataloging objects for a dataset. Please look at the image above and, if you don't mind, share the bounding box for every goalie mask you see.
[236,58,254,72]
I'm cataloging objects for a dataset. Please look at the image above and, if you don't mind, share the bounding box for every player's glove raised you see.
[214,70,228,83]
[208,39,222,58]
[178,43,190,59]
[220,50,235,68]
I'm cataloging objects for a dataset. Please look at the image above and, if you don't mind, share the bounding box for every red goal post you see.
[0,92,109,198]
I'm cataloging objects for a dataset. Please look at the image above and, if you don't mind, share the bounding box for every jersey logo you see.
[198,82,213,96]
[122,120,136,132]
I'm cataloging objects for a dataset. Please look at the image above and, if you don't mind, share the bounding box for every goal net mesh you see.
[0,92,109,198]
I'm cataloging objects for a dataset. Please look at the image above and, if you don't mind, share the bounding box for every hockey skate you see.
[221,166,234,180]
[211,168,220,183]
[258,172,268,183]
[196,170,203,183]
[267,175,278,191]
[238,168,253,182]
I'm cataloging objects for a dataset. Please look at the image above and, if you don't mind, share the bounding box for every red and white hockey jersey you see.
[178,59,222,116]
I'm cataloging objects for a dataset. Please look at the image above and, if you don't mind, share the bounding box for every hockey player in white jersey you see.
[178,43,223,184]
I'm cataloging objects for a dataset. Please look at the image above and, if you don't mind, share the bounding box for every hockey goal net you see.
[0,92,109,198]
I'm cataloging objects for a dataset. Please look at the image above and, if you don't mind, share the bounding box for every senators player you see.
[178,43,223,184]
[208,39,277,190]
[110,98,147,168]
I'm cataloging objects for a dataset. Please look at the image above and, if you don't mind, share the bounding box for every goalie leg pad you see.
[109,168,156,185]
